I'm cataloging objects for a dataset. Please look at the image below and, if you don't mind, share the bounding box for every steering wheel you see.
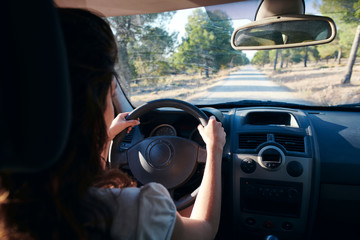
[110,99,209,210]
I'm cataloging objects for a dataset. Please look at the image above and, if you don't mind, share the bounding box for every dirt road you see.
[190,65,310,105]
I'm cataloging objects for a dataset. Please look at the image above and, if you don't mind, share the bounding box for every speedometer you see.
[150,124,177,137]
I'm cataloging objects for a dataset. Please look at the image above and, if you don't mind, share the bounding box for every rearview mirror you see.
[231,15,336,50]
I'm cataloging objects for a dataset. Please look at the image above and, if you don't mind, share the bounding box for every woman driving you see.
[0,8,226,240]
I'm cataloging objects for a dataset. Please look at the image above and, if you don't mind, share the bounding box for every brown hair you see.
[0,8,135,239]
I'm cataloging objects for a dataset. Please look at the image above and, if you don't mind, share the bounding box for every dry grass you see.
[260,60,360,106]
[129,67,241,106]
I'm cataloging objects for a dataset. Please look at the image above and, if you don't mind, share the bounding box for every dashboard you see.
[118,106,360,240]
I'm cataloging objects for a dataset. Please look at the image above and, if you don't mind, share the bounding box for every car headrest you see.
[0,0,71,172]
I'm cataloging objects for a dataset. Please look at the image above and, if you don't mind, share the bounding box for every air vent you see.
[239,134,267,149]
[274,134,305,152]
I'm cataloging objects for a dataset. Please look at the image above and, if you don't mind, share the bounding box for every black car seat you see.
[1,0,71,172]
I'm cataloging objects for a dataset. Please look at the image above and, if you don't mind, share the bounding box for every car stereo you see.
[240,178,303,217]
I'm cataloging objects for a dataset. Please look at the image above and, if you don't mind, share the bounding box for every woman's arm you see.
[171,116,226,240]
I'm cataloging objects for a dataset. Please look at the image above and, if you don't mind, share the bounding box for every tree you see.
[281,49,291,68]
[251,51,270,66]
[291,52,302,64]
[319,0,360,84]
[268,50,280,71]
[317,40,338,62]
[304,47,308,67]
[207,10,244,70]
[303,46,320,67]
[273,50,279,71]
[172,10,214,77]
[108,13,175,94]
[130,26,177,78]
[342,25,360,83]
[172,9,248,77]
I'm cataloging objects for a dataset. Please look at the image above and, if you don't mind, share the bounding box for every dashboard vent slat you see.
[275,134,305,152]
[238,134,305,153]
[239,134,267,149]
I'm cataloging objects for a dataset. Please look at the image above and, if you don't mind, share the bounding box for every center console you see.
[231,108,317,240]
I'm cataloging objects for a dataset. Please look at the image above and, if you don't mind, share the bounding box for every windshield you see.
[107,0,360,107]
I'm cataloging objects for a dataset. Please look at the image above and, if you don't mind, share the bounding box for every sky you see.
[168,0,321,60]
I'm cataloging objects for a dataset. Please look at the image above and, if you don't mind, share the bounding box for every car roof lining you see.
[54,0,245,16]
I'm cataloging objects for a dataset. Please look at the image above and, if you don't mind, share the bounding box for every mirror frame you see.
[231,14,337,50]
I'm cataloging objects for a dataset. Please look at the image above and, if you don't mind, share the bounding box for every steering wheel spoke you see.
[110,146,128,169]
[197,146,207,164]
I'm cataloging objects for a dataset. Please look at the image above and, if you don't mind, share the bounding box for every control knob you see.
[240,158,256,174]
[287,161,303,177]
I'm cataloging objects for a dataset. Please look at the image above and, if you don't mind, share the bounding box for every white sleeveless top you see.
[88,182,176,240]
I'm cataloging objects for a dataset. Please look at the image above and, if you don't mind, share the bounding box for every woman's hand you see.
[197,116,226,152]
[172,116,226,240]
[108,112,140,140]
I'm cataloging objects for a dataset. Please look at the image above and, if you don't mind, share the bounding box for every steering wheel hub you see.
[146,140,173,169]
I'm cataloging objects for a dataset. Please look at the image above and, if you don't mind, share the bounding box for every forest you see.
[107,8,248,94]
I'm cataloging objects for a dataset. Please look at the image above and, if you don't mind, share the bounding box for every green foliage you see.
[281,49,291,60]
[251,51,270,66]
[130,26,177,77]
[318,0,360,57]
[171,9,248,76]
[172,10,215,74]
[307,46,321,61]
[231,51,250,66]
[269,50,277,62]
[291,53,303,63]
[317,41,338,59]
[339,23,360,56]
[108,13,177,85]
[319,0,360,23]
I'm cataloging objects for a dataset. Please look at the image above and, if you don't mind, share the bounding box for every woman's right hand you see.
[197,116,226,152]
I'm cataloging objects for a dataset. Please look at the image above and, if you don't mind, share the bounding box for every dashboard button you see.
[287,188,298,199]
[240,158,256,173]
[245,217,256,226]
[263,220,274,229]
[287,161,303,177]
[282,222,294,231]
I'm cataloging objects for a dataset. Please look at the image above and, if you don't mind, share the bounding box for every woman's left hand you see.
[108,112,140,140]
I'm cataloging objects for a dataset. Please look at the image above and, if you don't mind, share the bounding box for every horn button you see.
[147,140,174,169]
